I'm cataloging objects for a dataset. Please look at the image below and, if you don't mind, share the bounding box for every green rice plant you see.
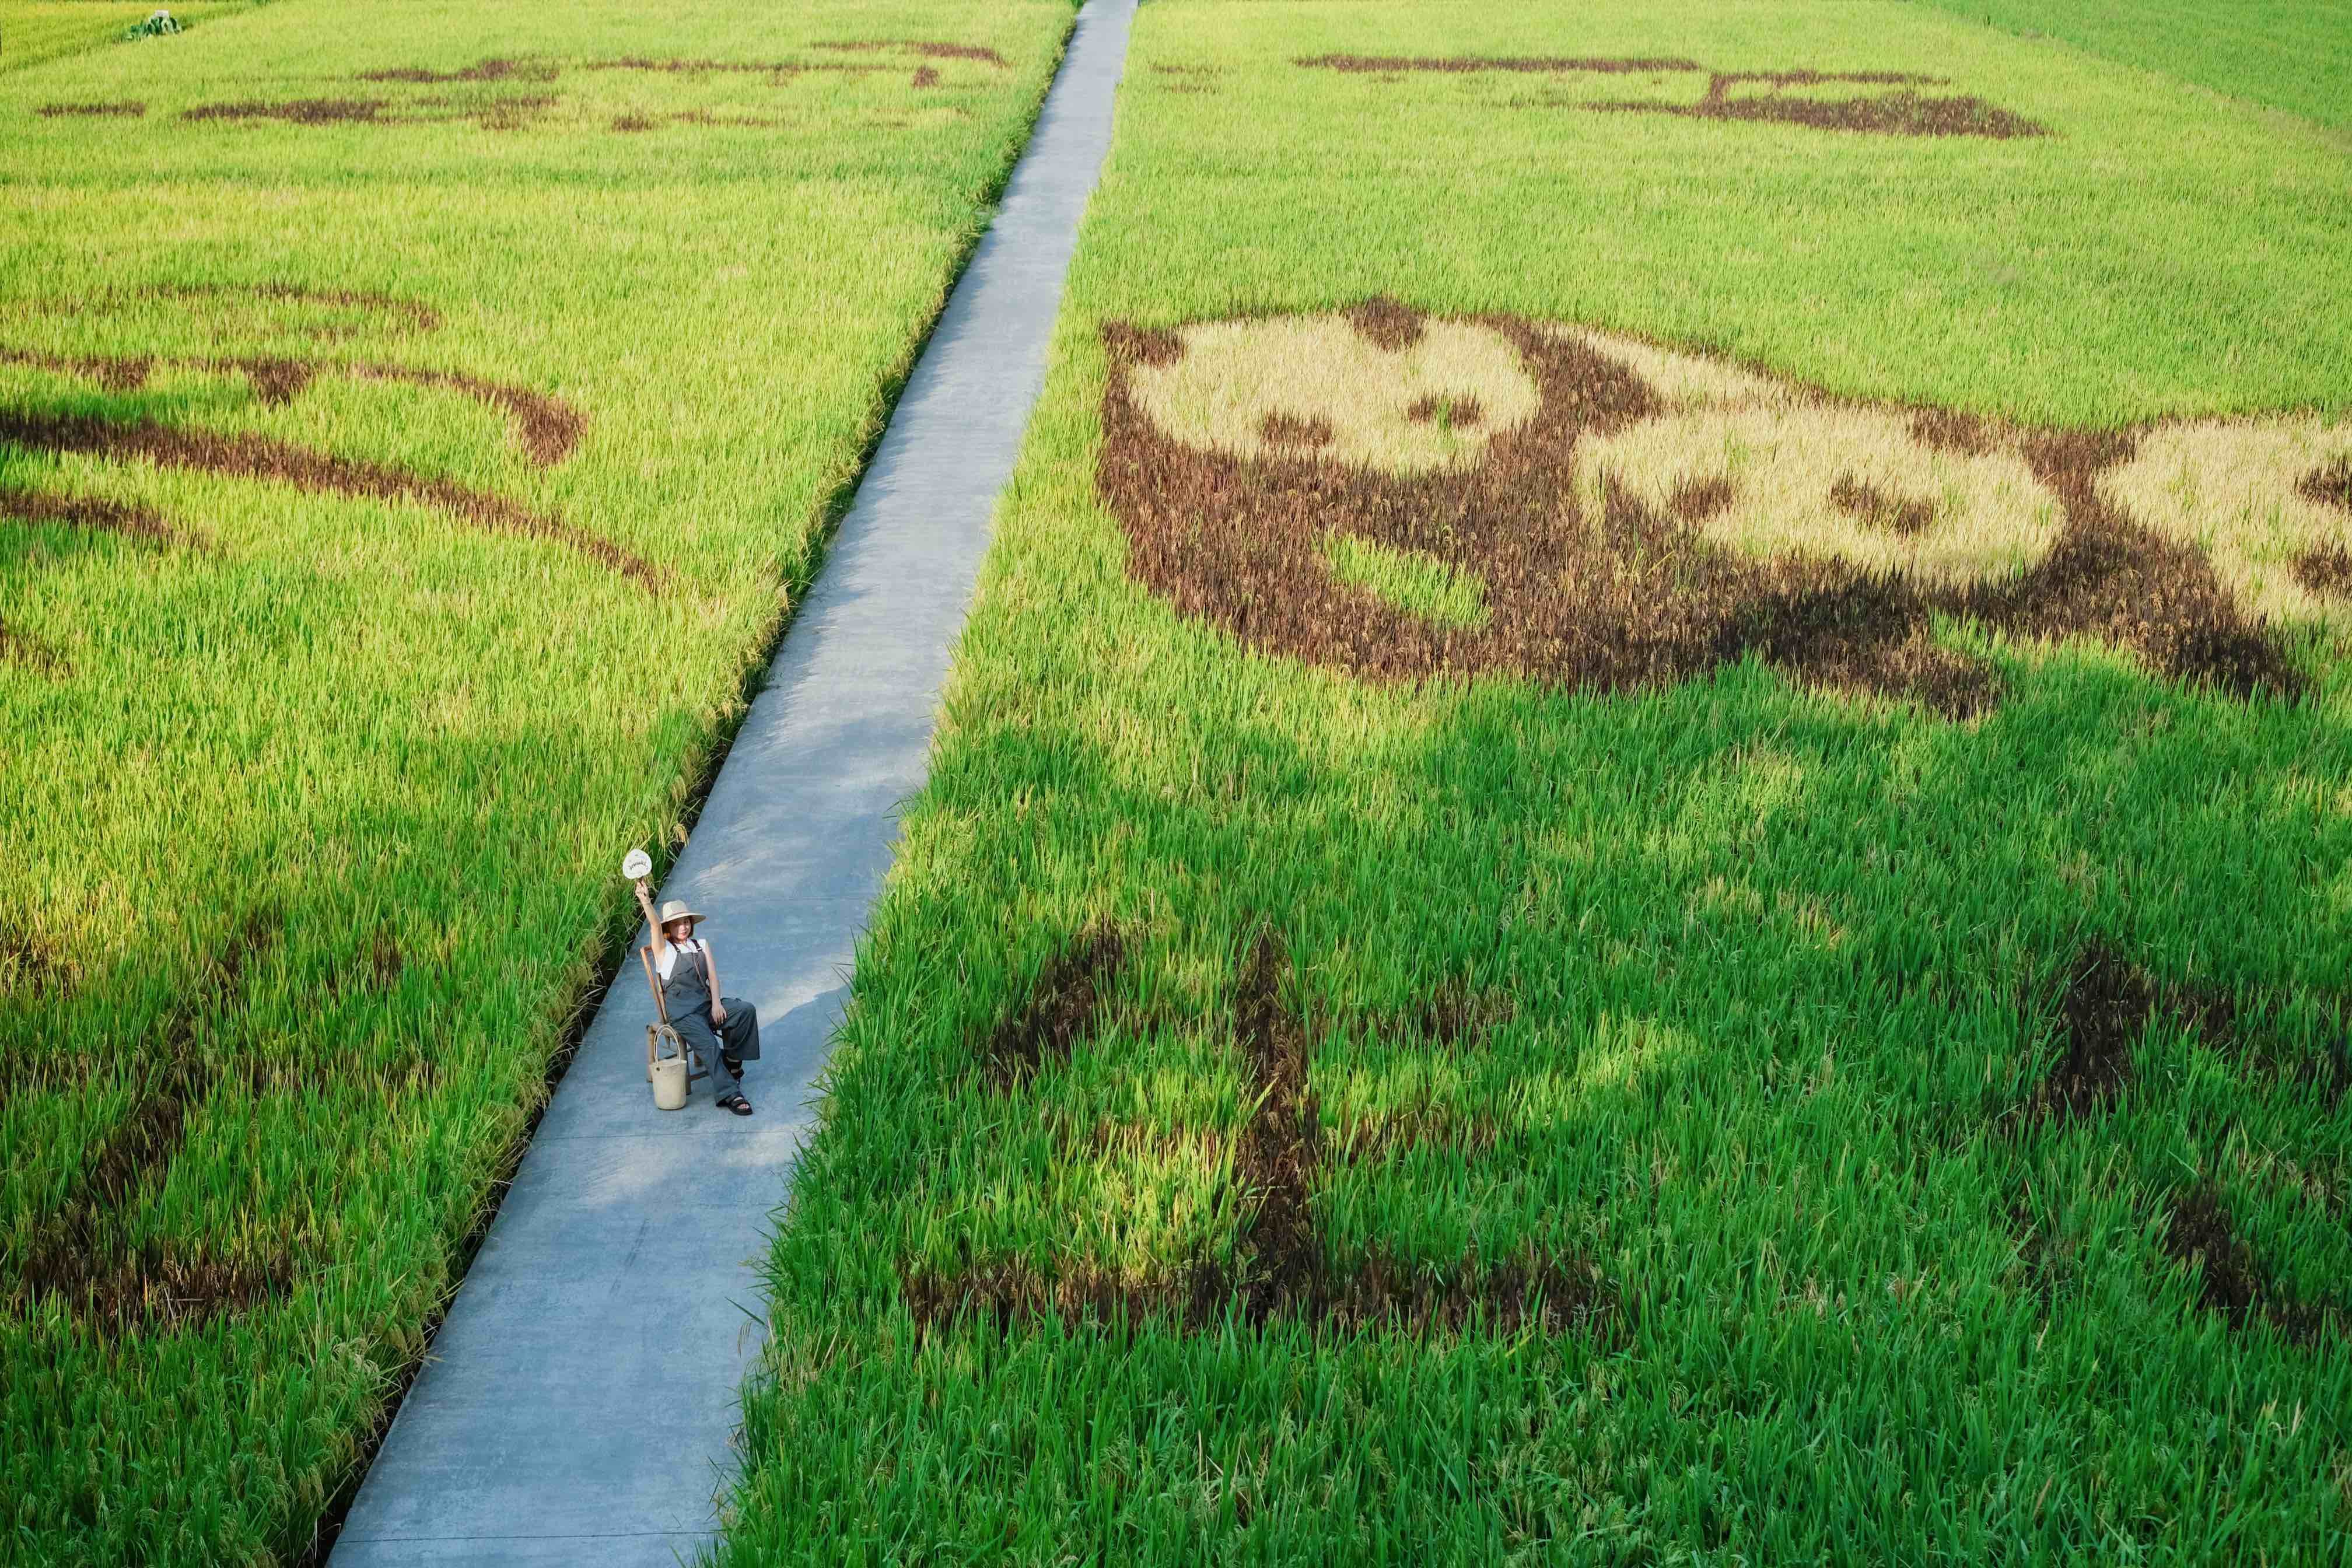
[0,1,239,72]
[1322,534,1489,630]
[0,0,1076,1562]
[716,1,2352,1562]
[1912,0,2352,135]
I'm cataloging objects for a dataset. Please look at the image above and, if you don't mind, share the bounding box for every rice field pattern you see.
[1101,303,2352,716]
[0,282,661,645]
[157,39,1009,134]
[1297,54,2050,138]
[916,927,1620,1339]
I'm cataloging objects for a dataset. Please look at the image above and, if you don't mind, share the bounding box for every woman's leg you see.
[720,999,760,1070]
[675,1014,737,1101]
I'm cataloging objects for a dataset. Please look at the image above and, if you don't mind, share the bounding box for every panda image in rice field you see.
[1098,299,2352,716]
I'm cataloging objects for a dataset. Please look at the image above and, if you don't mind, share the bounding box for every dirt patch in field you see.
[2,482,198,549]
[1593,72,2048,138]
[184,98,392,125]
[2301,458,2352,513]
[2292,546,2352,599]
[1102,322,1184,368]
[588,57,792,74]
[2296,1027,2352,1107]
[663,109,792,130]
[360,57,553,84]
[1334,1105,1502,1163]
[1409,977,1516,1048]
[1296,54,2045,138]
[351,365,582,464]
[1300,54,1700,75]
[1153,64,1222,92]
[184,93,555,132]
[2,344,580,466]
[2015,943,2327,1125]
[816,38,1009,66]
[1831,473,1936,537]
[2030,942,2157,1121]
[321,926,405,1004]
[1233,931,1322,1318]
[1346,295,1425,352]
[145,282,442,338]
[1259,411,1333,450]
[912,66,942,89]
[0,345,153,394]
[984,924,1127,1087]
[9,284,440,343]
[1099,308,2312,716]
[0,920,79,995]
[0,408,657,587]
[1406,393,1483,429]
[2162,1185,2340,1345]
[1324,1251,1619,1338]
[0,619,68,677]
[18,1244,295,1340]
[37,101,146,118]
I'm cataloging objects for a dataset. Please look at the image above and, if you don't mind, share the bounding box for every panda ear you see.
[1556,325,1783,414]
[1345,297,1425,352]
[2099,416,2352,624]
[1102,321,1184,368]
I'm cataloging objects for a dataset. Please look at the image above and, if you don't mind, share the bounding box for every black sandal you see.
[722,1055,744,1079]
[716,1093,753,1116]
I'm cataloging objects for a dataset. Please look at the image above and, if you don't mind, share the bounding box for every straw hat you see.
[657,900,706,929]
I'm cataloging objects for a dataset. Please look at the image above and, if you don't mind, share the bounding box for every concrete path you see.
[330,4,1135,1562]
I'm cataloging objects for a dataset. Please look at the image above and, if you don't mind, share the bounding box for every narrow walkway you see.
[330,4,1135,1562]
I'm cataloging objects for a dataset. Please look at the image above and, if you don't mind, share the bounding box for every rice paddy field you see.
[0,0,1076,1560]
[717,1,2352,1562]
[1915,0,2352,135]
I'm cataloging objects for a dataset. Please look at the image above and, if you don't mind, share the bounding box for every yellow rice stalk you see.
[1578,401,2062,585]
[1128,314,1540,474]
[2098,416,2352,622]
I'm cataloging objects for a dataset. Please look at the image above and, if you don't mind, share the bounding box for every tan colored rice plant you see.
[1578,401,2061,586]
[1126,314,1540,474]
[2098,416,2352,622]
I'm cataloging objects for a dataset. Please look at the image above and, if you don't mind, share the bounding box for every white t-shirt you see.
[657,937,706,983]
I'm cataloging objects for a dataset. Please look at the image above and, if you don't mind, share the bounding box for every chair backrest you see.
[638,945,669,1024]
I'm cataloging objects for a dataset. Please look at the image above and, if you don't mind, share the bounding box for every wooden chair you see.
[639,946,709,1089]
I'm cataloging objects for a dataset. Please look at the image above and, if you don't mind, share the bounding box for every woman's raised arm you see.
[633,880,670,965]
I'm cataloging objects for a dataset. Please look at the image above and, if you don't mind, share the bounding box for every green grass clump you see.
[719,1,2352,1562]
[1913,0,2352,135]
[1322,534,1489,630]
[0,0,1074,1562]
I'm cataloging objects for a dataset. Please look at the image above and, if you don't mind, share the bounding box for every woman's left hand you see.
[710,1002,727,1027]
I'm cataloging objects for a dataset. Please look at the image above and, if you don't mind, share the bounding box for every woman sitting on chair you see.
[634,884,762,1116]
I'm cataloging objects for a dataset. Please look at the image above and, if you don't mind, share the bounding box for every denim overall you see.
[664,939,760,1101]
